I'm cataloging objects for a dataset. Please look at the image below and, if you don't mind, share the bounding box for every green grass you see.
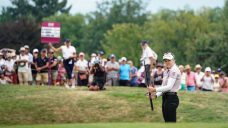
[0,85,228,126]
[1,123,228,128]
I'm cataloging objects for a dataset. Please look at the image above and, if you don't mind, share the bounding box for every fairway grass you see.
[0,85,228,126]
[1,123,228,128]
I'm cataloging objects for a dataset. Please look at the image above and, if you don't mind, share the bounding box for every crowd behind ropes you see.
[0,39,227,92]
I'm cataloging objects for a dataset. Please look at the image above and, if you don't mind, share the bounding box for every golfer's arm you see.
[156,77,176,92]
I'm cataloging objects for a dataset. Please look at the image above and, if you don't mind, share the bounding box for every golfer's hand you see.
[148,86,156,93]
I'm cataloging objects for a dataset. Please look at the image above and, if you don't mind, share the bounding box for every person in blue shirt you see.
[119,57,131,86]
[128,60,138,87]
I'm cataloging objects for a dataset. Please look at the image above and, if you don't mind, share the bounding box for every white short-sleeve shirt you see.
[16,54,29,73]
[141,46,157,65]
[75,59,88,72]
[61,45,76,59]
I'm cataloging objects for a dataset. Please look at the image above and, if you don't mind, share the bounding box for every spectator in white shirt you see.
[24,45,33,85]
[75,52,89,86]
[15,47,29,85]
[195,64,204,90]
[201,67,214,91]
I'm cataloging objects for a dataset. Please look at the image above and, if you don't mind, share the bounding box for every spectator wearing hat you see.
[97,51,106,67]
[89,53,97,68]
[219,72,228,92]
[15,47,29,85]
[194,64,204,90]
[119,57,131,86]
[75,52,89,86]
[185,64,196,91]
[88,53,97,84]
[105,54,119,86]
[49,39,76,88]
[48,49,58,86]
[153,63,164,87]
[24,45,33,85]
[3,54,15,84]
[178,65,186,90]
[201,67,214,91]
[128,60,138,87]
[31,49,39,85]
[35,49,49,85]
[214,74,221,92]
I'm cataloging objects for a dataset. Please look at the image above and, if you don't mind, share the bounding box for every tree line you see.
[0,0,227,72]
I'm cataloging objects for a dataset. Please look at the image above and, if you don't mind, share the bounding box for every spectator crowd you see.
[0,42,227,92]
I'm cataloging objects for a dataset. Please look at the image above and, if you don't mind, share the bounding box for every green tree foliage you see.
[83,0,149,54]
[0,18,41,52]
[1,0,71,22]
[102,23,143,66]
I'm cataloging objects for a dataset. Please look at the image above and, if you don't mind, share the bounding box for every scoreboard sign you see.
[41,22,61,43]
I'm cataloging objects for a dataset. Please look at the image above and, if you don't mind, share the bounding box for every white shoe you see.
[71,86,76,89]
[65,84,70,89]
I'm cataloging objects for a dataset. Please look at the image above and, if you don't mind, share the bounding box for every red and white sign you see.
[41,22,61,43]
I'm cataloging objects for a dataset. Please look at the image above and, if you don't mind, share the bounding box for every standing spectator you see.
[49,39,76,88]
[119,57,131,86]
[128,60,138,87]
[219,72,228,92]
[24,45,33,85]
[185,65,196,91]
[35,49,49,85]
[105,54,119,86]
[88,53,97,85]
[0,52,5,69]
[3,55,15,83]
[213,74,221,92]
[48,49,58,86]
[195,64,204,90]
[179,65,186,90]
[75,52,89,86]
[31,49,39,85]
[153,63,163,87]
[15,47,29,85]
[97,51,106,67]
[201,67,214,91]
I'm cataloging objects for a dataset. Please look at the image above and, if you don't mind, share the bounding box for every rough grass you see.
[0,85,227,125]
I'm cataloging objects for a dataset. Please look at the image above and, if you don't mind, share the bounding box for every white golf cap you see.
[33,49,39,53]
[79,52,85,56]
[24,45,29,49]
[20,47,25,52]
[205,67,211,72]
[195,64,202,69]
[91,53,96,57]
[163,52,174,60]
[121,57,127,61]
